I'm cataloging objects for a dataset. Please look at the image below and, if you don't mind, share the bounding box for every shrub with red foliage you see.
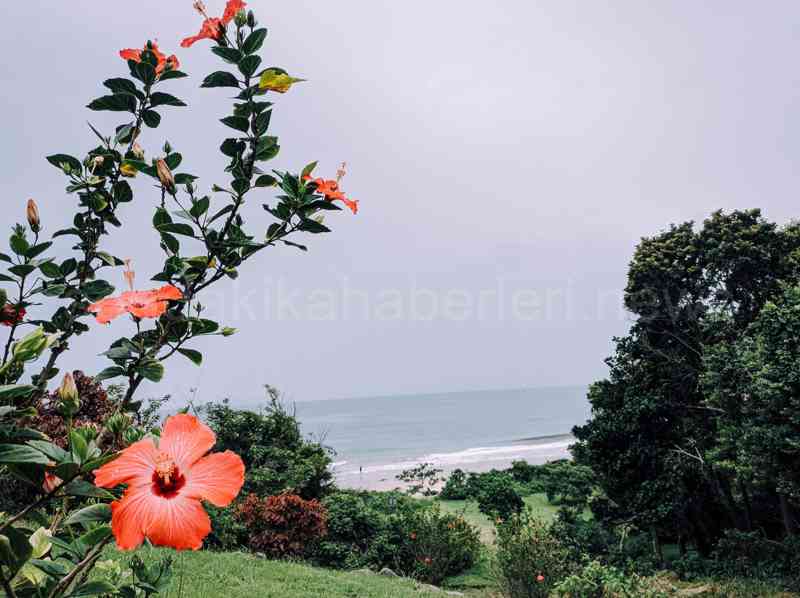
[235,492,328,558]
[27,370,118,448]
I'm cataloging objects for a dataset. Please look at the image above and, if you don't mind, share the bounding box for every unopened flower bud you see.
[234,9,247,27]
[221,327,237,337]
[247,10,257,28]
[58,372,80,417]
[12,327,54,363]
[156,159,176,194]
[124,427,146,445]
[26,199,41,233]
[0,288,7,308]
[75,423,99,443]
[131,142,145,160]
[107,412,132,436]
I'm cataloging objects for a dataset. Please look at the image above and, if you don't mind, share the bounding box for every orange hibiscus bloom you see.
[88,285,183,324]
[119,41,180,76]
[181,0,247,48]
[94,414,245,550]
[303,176,359,215]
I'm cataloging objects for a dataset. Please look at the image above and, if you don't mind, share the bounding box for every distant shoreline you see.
[334,433,575,492]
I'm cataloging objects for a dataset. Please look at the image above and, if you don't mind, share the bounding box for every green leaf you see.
[158,69,188,81]
[212,46,243,63]
[26,241,53,259]
[0,526,33,576]
[255,142,280,162]
[39,261,62,278]
[71,581,117,597]
[190,196,210,218]
[301,161,318,179]
[135,61,156,85]
[149,92,187,107]
[142,109,161,128]
[299,219,331,234]
[87,94,137,112]
[82,280,115,301]
[0,444,50,465]
[9,264,36,277]
[220,138,245,157]
[232,178,250,195]
[95,366,126,382]
[69,430,88,463]
[10,234,30,256]
[63,480,114,499]
[46,153,82,173]
[255,174,277,187]
[238,54,262,78]
[165,152,183,170]
[220,116,250,132]
[0,384,36,400]
[201,71,240,88]
[178,348,203,366]
[157,222,195,237]
[138,359,164,382]
[253,109,271,135]
[103,77,140,97]
[114,180,133,203]
[26,440,69,463]
[242,28,268,55]
[64,504,111,527]
[30,558,68,579]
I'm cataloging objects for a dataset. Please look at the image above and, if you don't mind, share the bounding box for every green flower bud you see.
[107,412,132,436]
[123,426,146,445]
[0,288,7,308]
[221,327,237,337]
[74,423,98,443]
[234,9,247,27]
[247,10,256,28]
[58,372,80,417]
[12,327,55,363]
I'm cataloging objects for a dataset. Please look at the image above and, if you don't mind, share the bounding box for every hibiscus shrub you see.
[0,0,357,595]
[311,490,481,584]
[235,492,328,558]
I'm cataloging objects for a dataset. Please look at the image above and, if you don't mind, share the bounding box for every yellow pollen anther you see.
[154,452,176,485]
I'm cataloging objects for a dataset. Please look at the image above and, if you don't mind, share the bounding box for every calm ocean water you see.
[292,386,590,490]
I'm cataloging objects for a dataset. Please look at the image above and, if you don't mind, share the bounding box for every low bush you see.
[204,387,335,500]
[552,560,669,598]
[235,492,328,559]
[312,490,481,584]
[399,505,482,584]
[476,474,524,520]
[440,468,469,500]
[493,509,574,598]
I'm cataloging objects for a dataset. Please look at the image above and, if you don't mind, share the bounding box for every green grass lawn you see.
[104,547,444,598]
[438,493,560,543]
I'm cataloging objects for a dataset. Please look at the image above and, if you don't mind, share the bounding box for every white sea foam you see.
[339,438,572,476]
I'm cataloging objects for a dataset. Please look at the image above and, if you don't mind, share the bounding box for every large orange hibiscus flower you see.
[181,0,247,48]
[119,40,180,76]
[303,176,359,215]
[88,285,183,324]
[94,414,245,550]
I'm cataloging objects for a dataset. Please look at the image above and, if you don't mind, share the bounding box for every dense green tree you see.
[573,209,800,557]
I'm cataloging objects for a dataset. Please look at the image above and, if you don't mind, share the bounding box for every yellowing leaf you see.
[259,68,305,93]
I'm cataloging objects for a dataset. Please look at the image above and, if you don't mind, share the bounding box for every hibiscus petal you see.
[128,300,168,320]
[159,414,216,470]
[184,451,245,507]
[110,486,154,550]
[156,285,183,301]
[145,493,211,550]
[94,438,158,489]
[222,0,247,24]
[87,297,127,324]
[119,48,142,62]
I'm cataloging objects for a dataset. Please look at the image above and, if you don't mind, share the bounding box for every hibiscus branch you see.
[47,533,113,598]
[0,471,81,535]
[33,82,158,395]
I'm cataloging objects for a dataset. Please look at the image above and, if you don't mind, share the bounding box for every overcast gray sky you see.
[2,1,799,404]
